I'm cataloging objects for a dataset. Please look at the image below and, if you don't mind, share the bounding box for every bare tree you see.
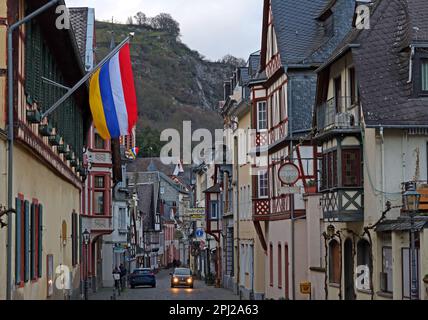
[126,16,134,25]
[220,55,246,67]
[134,12,147,25]
[150,13,180,38]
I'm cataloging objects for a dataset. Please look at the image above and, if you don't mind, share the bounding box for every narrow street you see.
[89,269,239,300]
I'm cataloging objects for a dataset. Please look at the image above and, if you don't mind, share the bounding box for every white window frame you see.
[210,201,219,220]
[257,101,268,131]
[118,207,126,230]
[258,171,269,198]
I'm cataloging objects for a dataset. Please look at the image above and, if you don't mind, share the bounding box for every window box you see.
[26,109,41,124]
[65,151,74,161]
[48,134,61,146]
[57,144,68,154]
[70,159,78,168]
[38,124,53,137]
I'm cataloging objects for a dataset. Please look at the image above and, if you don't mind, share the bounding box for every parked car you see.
[129,268,156,289]
[170,268,193,288]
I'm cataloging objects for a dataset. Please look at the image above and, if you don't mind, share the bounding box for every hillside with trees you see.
[95,14,245,157]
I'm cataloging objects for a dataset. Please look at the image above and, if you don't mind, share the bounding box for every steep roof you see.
[354,0,428,126]
[127,158,176,176]
[266,0,356,66]
[69,8,88,63]
[137,184,154,216]
[248,51,261,77]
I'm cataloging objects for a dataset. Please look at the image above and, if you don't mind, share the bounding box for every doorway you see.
[344,239,355,300]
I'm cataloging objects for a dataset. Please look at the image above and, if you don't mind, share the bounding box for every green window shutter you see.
[71,212,76,266]
[15,198,22,285]
[24,201,30,283]
[38,204,43,278]
[25,21,33,103]
[30,203,36,280]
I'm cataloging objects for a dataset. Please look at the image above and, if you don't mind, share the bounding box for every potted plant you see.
[39,124,53,137]
[57,144,68,154]
[26,109,41,124]
[306,179,317,193]
[48,134,61,146]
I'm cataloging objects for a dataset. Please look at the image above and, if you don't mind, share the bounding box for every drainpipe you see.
[234,136,240,296]
[6,0,60,301]
[380,127,385,211]
[288,78,296,300]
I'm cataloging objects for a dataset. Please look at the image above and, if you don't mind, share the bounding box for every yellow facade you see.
[0,0,83,300]
[232,106,266,299]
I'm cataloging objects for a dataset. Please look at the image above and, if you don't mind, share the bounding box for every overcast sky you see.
[65,0,263,61]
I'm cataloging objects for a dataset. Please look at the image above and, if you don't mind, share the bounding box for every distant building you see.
[127,158,192,269]
[220,51,266,299]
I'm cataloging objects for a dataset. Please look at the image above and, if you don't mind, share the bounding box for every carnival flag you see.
[89,43,137,140]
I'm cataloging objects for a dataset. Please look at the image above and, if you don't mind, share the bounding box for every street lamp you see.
[82,229,90,300]
[403,185,421,300]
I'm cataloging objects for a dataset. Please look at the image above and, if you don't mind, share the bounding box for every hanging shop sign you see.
[278,163,300,185]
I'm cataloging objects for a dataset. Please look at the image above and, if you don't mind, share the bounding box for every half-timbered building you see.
[313,0,428,300]
[250,0,356,299]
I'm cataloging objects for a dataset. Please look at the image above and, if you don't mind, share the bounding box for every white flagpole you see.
[41,32,135,119]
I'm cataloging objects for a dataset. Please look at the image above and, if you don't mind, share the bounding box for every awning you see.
[375,217,428,232]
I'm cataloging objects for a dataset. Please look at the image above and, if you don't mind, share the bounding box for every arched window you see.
[357,239,371,268]
[329,240,340,284]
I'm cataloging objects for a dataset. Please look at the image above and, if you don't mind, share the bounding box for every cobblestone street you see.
[89,269,239,300]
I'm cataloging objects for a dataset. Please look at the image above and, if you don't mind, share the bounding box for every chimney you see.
[224,81,232,101]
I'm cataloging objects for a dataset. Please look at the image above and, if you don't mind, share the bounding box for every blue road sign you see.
[196,228,204,238]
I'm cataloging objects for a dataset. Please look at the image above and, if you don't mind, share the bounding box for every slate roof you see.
[127,158,176,176]
[69,8,89,63]
[270,0,356,66]
[239,67,250,86]
[248,51,261,77]
[353,0,428,126]
[203,184,222,194]
[375,217,428,232]
[137,184,154,216]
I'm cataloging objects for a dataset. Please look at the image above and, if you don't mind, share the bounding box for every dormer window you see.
[324,15,334,37]
[413,50,428,97]
[317,6,334,38]
[421,60,428,92]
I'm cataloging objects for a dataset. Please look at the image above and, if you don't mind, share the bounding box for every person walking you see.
[112,266,121,294]
[119,263,127,290]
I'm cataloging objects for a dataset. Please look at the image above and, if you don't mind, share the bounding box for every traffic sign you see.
[196,228,204,238]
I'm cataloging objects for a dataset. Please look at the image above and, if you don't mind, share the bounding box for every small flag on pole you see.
[125,147,139,160]
[89,43,138,140]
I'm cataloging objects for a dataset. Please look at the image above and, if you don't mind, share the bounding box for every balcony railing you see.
[269,119,288,146]
[316,96,360,134]
[253,198,270,220]
[320,187,364,222]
